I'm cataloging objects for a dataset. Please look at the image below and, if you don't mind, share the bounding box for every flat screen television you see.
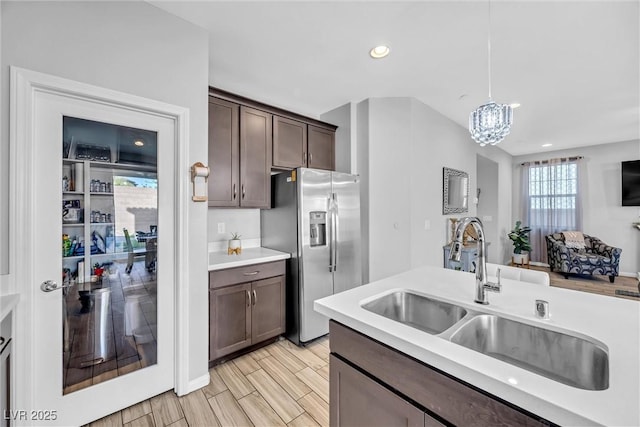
[622,160,640,206]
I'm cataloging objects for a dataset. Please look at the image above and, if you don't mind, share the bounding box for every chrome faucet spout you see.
[449,216,500,304]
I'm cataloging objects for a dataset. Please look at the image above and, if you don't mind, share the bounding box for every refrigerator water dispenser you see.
[309,211,327,247]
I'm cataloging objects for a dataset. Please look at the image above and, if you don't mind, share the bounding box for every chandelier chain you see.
[487,0,492,100]
[468,0,513,146]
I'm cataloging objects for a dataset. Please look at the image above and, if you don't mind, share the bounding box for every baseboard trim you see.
[619,271,638,278]
[182,374,210,396]
[526,262,636,279]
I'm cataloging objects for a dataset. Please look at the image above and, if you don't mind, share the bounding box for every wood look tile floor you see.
[88,337,330,427]
[533,265,640,301]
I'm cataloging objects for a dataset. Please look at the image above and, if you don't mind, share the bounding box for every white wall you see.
[513,140,640,275]
[356,100,370,283]
[477,155,500,262]
[368,98,413,281]
[320,103,352,174]
[1,0,209,386]
[356,97,514,283]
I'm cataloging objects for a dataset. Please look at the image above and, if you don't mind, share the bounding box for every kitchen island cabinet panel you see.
[330,355,436,427]
[330,321,550,427]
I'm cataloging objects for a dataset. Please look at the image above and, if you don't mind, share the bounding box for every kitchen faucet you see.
[449,216,501,304]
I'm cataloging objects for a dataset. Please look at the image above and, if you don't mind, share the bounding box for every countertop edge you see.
[208,247,291,271]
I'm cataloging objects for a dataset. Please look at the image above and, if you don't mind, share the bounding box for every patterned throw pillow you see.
[562,231,586,250]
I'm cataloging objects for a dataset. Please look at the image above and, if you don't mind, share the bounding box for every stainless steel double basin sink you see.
[361,290,609,391]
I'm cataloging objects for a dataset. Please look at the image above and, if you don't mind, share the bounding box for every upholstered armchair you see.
[545,233,622,283]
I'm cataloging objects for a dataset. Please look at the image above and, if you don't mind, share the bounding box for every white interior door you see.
[11,69,184,426]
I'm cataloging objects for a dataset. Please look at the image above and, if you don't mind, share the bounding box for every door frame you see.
[9,67,191,416]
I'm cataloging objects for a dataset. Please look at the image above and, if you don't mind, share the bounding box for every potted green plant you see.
[228,232,242,255]
[508,220,532,265]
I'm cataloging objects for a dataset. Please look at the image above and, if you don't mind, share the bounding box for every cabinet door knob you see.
[303,152,307,164]
[233,183,237,200]
[246,290,251,307]
[242,184,245,199]
[252,290,257,305]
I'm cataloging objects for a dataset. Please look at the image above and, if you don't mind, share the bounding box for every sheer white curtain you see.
[520,157,585,263]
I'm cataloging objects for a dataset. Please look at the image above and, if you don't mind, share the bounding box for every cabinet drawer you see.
[209,260,285,289]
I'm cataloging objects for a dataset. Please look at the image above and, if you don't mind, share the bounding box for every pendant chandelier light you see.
[469,0,513,146]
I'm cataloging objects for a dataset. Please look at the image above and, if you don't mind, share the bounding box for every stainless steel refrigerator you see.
[261,168,362,344]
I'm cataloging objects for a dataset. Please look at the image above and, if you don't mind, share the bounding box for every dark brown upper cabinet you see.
[273,117,336,171]
[273,116,307,169]
[239,106,272,208]
[308,125,335,171]
[208,97,271,209]
[208,97,239,207]
[209,87,338,179]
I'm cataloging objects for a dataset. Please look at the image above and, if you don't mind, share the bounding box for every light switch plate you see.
[217,222,225,234]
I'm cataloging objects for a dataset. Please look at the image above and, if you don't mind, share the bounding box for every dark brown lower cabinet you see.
[209,283,252,359]
[330,321,555,427]
[251,276,286,343]
[209,270,285,361]
[331,355,440,427]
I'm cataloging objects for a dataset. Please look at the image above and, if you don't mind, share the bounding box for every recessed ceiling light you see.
[510,103,521,108]
[369,45,390,59]
[134,139,145,147]
[542,143,553,147]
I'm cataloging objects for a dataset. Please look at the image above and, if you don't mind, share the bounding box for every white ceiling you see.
[151,1,640,156]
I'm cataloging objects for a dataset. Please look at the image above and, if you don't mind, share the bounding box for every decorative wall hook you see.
[191,162,210,202]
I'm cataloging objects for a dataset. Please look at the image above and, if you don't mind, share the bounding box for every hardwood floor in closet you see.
[87,337,330,427]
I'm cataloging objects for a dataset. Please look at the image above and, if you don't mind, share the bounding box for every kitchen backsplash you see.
[208,208,261,243]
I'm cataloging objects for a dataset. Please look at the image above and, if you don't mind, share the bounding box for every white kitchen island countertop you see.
[314,265,640,427]
[208,246,290,271]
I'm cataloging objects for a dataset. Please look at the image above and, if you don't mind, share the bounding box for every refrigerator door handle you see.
[331,193,338,272]
[328,196,334,272]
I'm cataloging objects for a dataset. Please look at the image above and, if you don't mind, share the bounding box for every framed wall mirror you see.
[443,167,469,214]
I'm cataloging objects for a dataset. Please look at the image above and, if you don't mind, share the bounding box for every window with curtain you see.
[521,158,584,263]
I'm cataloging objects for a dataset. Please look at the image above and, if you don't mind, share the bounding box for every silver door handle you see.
[242,184,245,199]
[328,196,335,272]
[243,271,259,276]
[233,183,237,200]
[246,290,251,307]
[333,195,339,272]
[303,152,307,165]
[252,290,257,305]
[40,280,74,292]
